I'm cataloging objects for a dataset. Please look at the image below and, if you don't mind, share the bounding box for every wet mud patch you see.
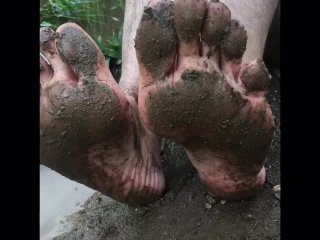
[147,70,244,137]
[40,78,125,183]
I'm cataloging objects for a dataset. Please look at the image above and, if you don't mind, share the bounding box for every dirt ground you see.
[54,72,280,240]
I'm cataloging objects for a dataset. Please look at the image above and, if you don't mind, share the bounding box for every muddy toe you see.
[135,0,177,83]
[202,1,231,57]
[220,19,247,61]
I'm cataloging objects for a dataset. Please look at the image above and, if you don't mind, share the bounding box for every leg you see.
[135,0,277,200]
[40,22,164,205]
[220,0,279,63]
[119,0,148,98]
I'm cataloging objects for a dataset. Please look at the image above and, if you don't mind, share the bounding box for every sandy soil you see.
[53,74,280,240]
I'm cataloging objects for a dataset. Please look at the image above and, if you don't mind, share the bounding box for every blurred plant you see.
[40,0,124,64]
[95,26,123,65]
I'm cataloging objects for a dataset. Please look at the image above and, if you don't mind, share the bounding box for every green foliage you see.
[95,26,122,65]
[40,0,124,63]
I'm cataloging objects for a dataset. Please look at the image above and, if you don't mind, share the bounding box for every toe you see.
[201,1,231,57]
[40,26,79,85]
[174,0,206,57]
[55,23,112,82]
[220,20,247,61]
[40,27,56,56]
[239,59,270,94]
[40,54,53,85]
[219,20,247,80]
[135,0,177,85]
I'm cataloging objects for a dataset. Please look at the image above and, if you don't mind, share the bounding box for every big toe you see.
[55,23,115,82]
[135,0,178,84]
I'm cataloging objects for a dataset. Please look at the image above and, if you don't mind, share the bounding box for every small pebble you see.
[244,213,254,220]
[205,203,212,209]
[206,195,217,205]
[273,184,280,200]
[196,222,200,226]
[220,200,227,205]
[273,185,280,192]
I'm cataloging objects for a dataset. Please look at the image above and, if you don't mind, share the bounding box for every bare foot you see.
[135,0,275,200]
[40,23,165,204]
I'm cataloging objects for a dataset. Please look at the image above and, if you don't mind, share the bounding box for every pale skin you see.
[40,0,279,204]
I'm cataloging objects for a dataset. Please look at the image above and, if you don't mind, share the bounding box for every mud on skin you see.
[135,0,177,82]
[135,0,275,200]
[40,78,123,183]
[147,69,273,170]
[40,24,165,204]
[55,26,98,77]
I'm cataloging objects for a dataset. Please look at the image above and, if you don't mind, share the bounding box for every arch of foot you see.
[135,0,275,200]
[40,23,165,204]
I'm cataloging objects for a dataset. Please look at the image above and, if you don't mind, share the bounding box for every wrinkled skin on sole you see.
[40,23,165,205]
[135,0,275,200]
